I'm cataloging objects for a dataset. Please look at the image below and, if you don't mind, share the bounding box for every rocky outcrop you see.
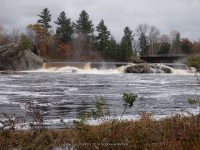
[124,64,151,73]
[124,63,172,74]
[0,43,43,71]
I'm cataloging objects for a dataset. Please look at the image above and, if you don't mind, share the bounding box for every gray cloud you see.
[0,0,199,41]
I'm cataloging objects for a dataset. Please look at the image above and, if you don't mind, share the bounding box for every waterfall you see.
[34,62,193,75]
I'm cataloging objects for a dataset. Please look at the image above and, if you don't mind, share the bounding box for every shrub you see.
[18,34,32,50]
[187,55,200,71]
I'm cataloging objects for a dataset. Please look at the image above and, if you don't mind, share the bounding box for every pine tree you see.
[108,36,119,60]
[119,27,134,61]
[38,8,52,32]
[75,10,94,36]
[96,19,111,55]
[55,11,73,43]
[121,27,134,49]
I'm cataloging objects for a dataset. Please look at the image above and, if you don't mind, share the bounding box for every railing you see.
[141,54,187,57]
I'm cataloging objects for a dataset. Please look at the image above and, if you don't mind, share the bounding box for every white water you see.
[1,62,199,129]
[26,62,192,75]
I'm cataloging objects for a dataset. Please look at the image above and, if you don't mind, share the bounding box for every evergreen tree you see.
[119,27,134,61]
[38,8,52,32]
[108,36,119,60]
[75,10,94,36]
[55,11,73,43]
[139,32,148,55]
[96,19,111,54]
[121,27,134,49]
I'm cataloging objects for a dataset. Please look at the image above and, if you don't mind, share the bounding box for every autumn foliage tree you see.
[0,26,5,45]
[0,26,10,46]
[5,8,199,62]
[180,38,193,54]
[27,24,48,56]
[56,42,72,59]
[192,42,200,54]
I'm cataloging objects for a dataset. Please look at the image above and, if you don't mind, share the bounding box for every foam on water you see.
[27,66,122,74]
[44,107,200,127]
[24,62,195,75]
[31,66,190,75]
[1,62,199,129]
[171,68,191,75]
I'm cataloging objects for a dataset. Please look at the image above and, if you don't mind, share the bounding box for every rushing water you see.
[0,65,199,128]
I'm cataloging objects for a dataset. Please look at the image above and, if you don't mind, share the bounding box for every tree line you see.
[0,8,199,62]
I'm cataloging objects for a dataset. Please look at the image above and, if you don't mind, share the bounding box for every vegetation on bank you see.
[0,114,199,150]
[1,8,200,63]
[187,55,200,71]
[0,93,199,150]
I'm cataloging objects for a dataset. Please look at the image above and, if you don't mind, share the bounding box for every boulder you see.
[124,63,172,74]
[124,64,151,73]
[0,43,43,71]
[160,65,172,73]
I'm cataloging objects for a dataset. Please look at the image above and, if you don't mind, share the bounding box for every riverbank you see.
[0,114,199,150]
[187,55,200,72]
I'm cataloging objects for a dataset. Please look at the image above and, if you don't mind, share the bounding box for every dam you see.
[42,61,189,72]
[43,62,129,69]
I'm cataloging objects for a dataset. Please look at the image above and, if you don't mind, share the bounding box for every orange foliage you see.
[56,42,72,59]
[192,42,200,54]
[27,24,51,58]
[27,24,47,38]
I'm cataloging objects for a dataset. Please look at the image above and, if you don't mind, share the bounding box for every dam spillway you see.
[43,62,130,69]
[43,62,189,71]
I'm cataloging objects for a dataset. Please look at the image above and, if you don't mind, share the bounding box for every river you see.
[0,64,199,128]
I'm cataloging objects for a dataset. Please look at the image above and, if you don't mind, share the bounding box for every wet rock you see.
[124,63,172,74]
[0,43,43,71]
[160,66,172,73]
[124,64,151,73]
[150,64,172,73]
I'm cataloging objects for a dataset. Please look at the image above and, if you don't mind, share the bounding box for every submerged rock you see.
[0,43,43,71]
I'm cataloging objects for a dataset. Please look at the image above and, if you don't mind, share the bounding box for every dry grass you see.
[74,114,200,150]
[0,114,199,150]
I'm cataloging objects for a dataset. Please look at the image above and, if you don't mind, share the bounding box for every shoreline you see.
[0,114,199,149]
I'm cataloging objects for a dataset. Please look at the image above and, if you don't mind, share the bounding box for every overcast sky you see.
[1,0,200,41]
